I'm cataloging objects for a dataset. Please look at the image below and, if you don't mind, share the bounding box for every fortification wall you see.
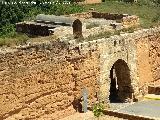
[0,41,100,120]
[0,27,160,119]
[136,28,160,94]
[70,12,139,28]
[148,32,160,82]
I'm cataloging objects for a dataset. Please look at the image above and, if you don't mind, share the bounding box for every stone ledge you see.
[0,27,160,57]
[103,109,156,120]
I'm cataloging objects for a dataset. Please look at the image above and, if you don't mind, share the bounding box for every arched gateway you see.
[99,54,139,104]
[109,59,133,103]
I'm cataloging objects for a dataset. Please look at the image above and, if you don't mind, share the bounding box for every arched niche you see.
[72,19,83,39]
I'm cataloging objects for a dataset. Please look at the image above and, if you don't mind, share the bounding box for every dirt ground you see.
[60,111,124,120]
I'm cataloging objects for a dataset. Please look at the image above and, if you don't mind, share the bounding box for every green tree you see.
[0,0,28,36]
[0,0,83,37]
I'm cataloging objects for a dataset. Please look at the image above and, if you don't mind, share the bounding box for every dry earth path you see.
[60,111,124,120]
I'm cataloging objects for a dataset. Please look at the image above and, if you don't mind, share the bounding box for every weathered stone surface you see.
[0,27,160,119]
[0,40,100,120]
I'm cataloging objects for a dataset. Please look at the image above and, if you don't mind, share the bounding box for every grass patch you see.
[121,27,135,33]
[77,26,136,43]
[83,1,160,28]
[84,31,113,41]
[0,33,29,47]
[86,23,100,29]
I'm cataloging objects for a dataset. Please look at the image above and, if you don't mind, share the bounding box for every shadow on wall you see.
[72,96,83,113]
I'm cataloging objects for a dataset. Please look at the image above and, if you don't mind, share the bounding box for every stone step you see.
[144,94,160,100]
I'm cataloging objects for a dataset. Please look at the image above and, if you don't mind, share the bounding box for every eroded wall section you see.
[0,41,100,120]
[136,29,160,94]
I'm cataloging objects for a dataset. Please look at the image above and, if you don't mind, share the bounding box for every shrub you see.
[53,4,83,15]
[136,0,156,6]
[153,0,160,5]
[0,24,16,37]
[123,0,134,3]
[0,0,84,37]
[93,102,104,118]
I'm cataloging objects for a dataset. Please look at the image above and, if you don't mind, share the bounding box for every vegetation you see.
[86,23,100,29]
[0,0,83,37]
[93,102,104,118]
[84,0,160,28]
[0,0,160,46]
[84,31,113,42]
[0,0,83,46]
[0,33,29,47]
[82,26,136,42]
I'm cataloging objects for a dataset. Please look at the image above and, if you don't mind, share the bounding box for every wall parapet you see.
[67,27,160,52]
[0,27,160,57]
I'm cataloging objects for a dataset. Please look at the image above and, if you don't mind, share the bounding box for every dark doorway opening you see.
[109,66,120,103]
[72,19,83,39]
[109,59,133,103]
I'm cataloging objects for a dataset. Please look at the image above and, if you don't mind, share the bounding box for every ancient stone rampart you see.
[0,27,160,119]
[0,40,100,120]
[16,12,139,37]
[70,12,139,28]
[136,27,160,95]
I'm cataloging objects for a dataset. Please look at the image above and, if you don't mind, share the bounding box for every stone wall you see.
[0,41,100,120]
[136,28,160,95]
[69,12,92,19]
[91,12,139,28]
[148,32,160,82]
[70,12,139,28]
[96,27,160,102]
[91,12,124,20]
[0,27,160,119]
[136,35,153,91]
[122,15,139,28]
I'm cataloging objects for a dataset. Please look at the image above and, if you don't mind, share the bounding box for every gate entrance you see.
[109,59,133,103]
